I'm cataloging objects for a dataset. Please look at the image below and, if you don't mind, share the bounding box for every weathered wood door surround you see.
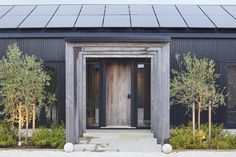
[66,41,170,145]
[106,62,131,126]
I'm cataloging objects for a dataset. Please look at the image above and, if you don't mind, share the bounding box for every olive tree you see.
[44,67,57,122]
[171,53,226,139]
[0,44,50,145]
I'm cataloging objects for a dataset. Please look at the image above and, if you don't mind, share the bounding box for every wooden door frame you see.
[65,42,170,145]
[86,59,151,128]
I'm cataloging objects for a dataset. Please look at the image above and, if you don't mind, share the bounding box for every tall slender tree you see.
[44,67,57,122]
[0,44,50,145]
[171,53,226,139]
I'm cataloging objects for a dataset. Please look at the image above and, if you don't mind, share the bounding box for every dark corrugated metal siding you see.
[0,38,66,122]
[0,38,65,61]
[44,62,65,123]
[171,39,236,62]
[170,38,236,127]
[0,37,235,127]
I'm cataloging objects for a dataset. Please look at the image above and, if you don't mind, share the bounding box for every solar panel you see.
[223,5,236,17]
[177,5,204,15]
[200,5,228,15]
[6,5,35,16]
[153,5,187,27]
[30,5,58,16]
[131,15,158,27]
[19,16,51,28]
[18,5,58,28]
[75,15,103,27]
[208,15,236,28]
[105,5,129,15]
[200,5,236,28]
[176,5,215,28]
[0,16,26,28]
[0,4,235,29]
[55,5,81,15]
[0,6,12,17]
[153,5,179,15]
[80,5,105,15]
[182,15,215,28]
[157,15,187,27]
[130,4,154,15]
[47,16,77,27]
[103,15,130,27]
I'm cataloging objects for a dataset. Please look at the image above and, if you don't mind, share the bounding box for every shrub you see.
[0,121,16,147]
[49,126,65,148]
[30,124,65,148]
[170,125,193,149]
[170,123,236,150]
[30,128,51,148]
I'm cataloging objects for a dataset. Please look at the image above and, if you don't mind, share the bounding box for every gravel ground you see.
[0,150,236,157]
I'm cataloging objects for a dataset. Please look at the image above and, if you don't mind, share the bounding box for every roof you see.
[0,4,236,29]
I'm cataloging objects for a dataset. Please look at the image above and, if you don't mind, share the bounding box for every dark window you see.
[136,63,151,127]
[86,63,101,127]
[227,66,236,126]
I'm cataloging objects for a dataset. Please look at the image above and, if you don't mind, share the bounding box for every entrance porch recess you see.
[86,58,151,129]
[65,42,170,145]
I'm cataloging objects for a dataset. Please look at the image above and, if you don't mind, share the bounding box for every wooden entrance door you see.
[106,62,131,126]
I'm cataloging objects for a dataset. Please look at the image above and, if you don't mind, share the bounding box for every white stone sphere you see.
[64,143,74,153]
[162,143,172,154]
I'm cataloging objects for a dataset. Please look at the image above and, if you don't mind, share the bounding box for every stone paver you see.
[74,129,162,152]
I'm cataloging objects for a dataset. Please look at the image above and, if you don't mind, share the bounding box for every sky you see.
[1,0,236,5]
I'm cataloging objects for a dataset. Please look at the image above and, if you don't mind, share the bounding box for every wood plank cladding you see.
[106,62,131,126]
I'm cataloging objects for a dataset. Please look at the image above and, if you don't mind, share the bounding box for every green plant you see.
[49,126,65,148]
[0,43,50,144]
[44,67,57,122]
[30,128,51,147]
[220,131,236,149]
[0,121,16,147]
[30,124,65,148]
[170,123,236,150]
[171,53,226,138]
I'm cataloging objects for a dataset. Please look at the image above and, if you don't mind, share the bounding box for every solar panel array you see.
[0,4,236,28]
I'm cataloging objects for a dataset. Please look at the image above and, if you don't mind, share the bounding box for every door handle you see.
[127,94,131,99]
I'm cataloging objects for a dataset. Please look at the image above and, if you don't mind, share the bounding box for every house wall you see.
[171,38,236,128]
[0,38,66,124]
[0,37,235,128]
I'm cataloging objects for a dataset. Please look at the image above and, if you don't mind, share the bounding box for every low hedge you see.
[170,123,236,150]
[30,124,65,149]
[0,121,16,147]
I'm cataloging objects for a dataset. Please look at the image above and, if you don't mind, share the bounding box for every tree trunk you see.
[192,103,195,139]
[209,105,212,139]
[50,106,53,122]
[18,105,22,146]
[32,104,35,133]
[198,106,201,131]
[25,108,29,144]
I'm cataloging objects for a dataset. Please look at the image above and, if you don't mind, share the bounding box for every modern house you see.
[0,4,236,144]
